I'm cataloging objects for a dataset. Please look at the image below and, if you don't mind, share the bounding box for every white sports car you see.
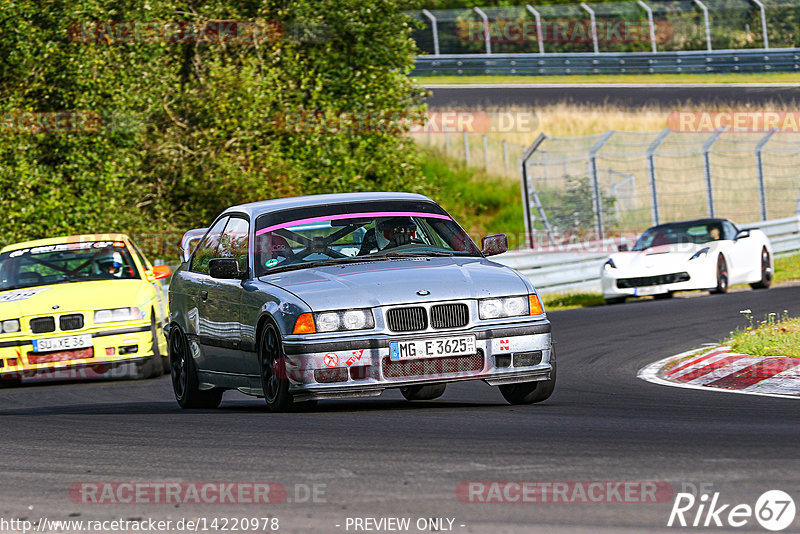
[601,218,773,304]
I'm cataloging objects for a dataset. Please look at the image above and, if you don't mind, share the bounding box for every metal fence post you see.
[589,131,615,240]
[702,128,725,217]
[693,0,713,51]
[520,134,555,248]
[483,135,489,172]
[503,140,509,172]
[463,131,470,165]
[636,0,657,53]
[755,128,777,221]
[473,7,492,55]
[525,5,545,54]
[421,9,440,56]
[646,129,670,226]
[580,3,600,54]
[750,0,769,49]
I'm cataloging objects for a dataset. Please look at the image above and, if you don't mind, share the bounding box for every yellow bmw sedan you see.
[0,234,171,385]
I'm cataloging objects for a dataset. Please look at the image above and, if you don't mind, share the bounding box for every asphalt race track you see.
[424,84,800,109]
[3,286,800,532]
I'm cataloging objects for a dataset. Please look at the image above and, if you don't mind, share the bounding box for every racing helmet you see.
[375,217,417,249]
[97,250,124,276]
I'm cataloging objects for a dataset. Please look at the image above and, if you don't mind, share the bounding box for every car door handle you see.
[200,290,208,301]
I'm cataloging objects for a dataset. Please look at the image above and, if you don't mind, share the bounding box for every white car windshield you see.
[254,201,481,275]
[633,221,727,251]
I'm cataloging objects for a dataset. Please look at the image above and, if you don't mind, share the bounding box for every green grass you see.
[412,72,800,85]
[542,292,605,312]
[726,311,800,358]
[774,253,800,285]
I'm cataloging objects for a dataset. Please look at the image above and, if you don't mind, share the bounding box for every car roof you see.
[0,233,130,254]
[220,192,436,218]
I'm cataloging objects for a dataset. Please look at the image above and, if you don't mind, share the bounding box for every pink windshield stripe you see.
[255,211,452,236]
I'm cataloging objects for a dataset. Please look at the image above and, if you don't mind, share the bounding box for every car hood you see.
[258,256,529,310]
[0,280,153,320]
[609,242,719,271]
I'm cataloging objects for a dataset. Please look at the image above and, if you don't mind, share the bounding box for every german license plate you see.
[636,285,664,296]
[32,334,92,353]
[390,335,476,361]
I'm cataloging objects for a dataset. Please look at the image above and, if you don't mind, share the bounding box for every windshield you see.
[254,201,481,276]
[0,240,141,291]
[633,221,726,251]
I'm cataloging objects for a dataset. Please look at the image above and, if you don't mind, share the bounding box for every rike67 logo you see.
[668,490,796,531]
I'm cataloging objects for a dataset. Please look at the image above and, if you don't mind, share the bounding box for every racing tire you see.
[604,297,626,305]
[169,326,223,409]
[499,350,557,405]
[135,314,165,379]
[400,383,446,401]
[750,248,773,290]
[259,322,316,412]
[710,255,729,294]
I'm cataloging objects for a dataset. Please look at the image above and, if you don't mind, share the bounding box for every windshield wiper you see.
[379,250,454,258]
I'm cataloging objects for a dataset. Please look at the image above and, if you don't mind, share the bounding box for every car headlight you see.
[479,295,543,319]
[94,307,145,324]
[604,258,617,271]
[1,319,20,333]
[313,309,374,333]
[689,247,710,261]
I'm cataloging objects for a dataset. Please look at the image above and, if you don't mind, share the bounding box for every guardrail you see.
[412,48,800,76]
[493,216,800,295]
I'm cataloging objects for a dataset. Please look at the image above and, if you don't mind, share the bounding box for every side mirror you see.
[481,234,508,257]
[209,258,245,280]
[152,265,172,280]
[736,229,751,240]
[618,243,629,252]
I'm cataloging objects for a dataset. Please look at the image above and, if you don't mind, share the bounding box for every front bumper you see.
[280,322,553,402]
[601,263,717,299]
[0,324,154,378]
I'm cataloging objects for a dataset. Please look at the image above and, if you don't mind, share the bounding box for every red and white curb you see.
[638,346,800,399]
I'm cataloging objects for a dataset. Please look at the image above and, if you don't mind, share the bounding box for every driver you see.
[376,217,417,250]
[358,217,418,255]
[97,250,124,278]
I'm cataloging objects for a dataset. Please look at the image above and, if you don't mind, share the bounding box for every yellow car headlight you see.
[94,307,145,324]
[1,319,20,333]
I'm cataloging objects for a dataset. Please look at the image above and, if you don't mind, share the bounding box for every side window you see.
[722,221,738,241]
[217,217,250,273]
[190,217,229,274]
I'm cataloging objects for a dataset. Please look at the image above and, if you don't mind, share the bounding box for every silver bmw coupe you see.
[166,192,554,411]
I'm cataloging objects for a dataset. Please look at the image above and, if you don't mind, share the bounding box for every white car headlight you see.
[94,307,145,324]
[689,247,710,261]
[479,296,532,320]
[313,309,375,333]
[604,259,617,271]
[1,319,20,333]
[315,312,341,333]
